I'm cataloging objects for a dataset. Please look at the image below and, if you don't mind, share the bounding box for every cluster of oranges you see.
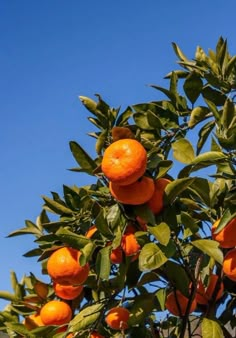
[23,245,131,336]
[212,217,236,281]
[101,138,170,210]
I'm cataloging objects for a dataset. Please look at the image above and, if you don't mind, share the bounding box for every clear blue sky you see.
[0,0,236,309]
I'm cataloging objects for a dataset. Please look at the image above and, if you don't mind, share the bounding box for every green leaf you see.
[188,106,210,128]
[192,239,223,264]
[197,120,215,155]
[69,303,104,332]
[69,141,97,175]
[96,246,111,280]
[164,261,190,297]
[213,208,236,234]
[148,222,171,246]
[172,138,195,164]
[202,318,224,338]
[202,86,227,106]
[155,288,166,311]
[187,177,211,206]
[204,99,220,123]
[172,42,189,62]
[42,196,73,215]
[128,294,156,326]
[79,96,98,114]
[221,98,235,129]
[55,227,90,250]
[183,72,203,104]
[164,177,196,204]
[139,243,167,271]
[0,291,18,301]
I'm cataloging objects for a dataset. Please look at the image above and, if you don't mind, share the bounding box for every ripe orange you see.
[196,274,224,305]
[109,176,155,205]
[101,139,147,186]
[85,225,98,239]
[105,306,130,330]
[147,178,171,214]
[23,313,44,330]
[47,247,90,285]
[212,218,236,248]
[110,246,123,264]
[223,248,236,281]
[53,282,84,300]
[121,232,140,257]
[90,331,105,338]
[34,281,48,299]
[40,300,72,326]
[165,290,197,317]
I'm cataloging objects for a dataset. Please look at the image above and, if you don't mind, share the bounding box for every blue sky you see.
[0,0,236,309]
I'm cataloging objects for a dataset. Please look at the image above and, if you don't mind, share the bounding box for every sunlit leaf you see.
[192,239,223,264]
[202,318,224,338]
[139,243,167,271]
[172,138,195,164]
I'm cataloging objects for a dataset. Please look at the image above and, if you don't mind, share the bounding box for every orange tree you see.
[0,37,236,338]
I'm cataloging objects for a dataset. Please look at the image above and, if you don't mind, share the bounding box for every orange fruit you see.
[147,178,171,214]
[121,232,140,256]
[53,282,83,300]
[223,248,236,281]
[196,274,224,305]
[40,300,72,326]
[23,313,44,330]
[165,290,197,317]
[47,247,89,285]
[109,176,155,205]
[90,331,105,338]
[101,139,147,186]
[110,246,123,264]
[105,306,130,330]
[212,218,236,248]
[85,225,98,239]
[34,281,48,299]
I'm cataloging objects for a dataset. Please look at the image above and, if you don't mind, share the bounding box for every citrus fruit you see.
[110,246,123,264]
[47,247,89,285]
[40,300,72,326]
[101,139,147,186]
[212,218,236,248]
[105,306,130,330]
[109,176,155,205]
[147,178,171,214]
[121,232,140,256]
[85,225,98,239]
[53,282,84,300]
[196,274,224,305]
[23,313,44,330]
[223,248,236,281]
[165,290,197,316]
[90,331,105,338]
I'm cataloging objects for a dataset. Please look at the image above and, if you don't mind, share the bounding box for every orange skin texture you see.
[105,307,130,330]
[196,274,224,305]
[110,246,123,264]
[121,232,140,256]
[212,218,236,248]
[47,247,89,285]
[109,176,155,205]
[90,332,105,338]
[147,178,171,214]
[53,282,84,300]
[101,139,147,186]
[40,300,72,326]
[223,248,236,281]
[165,290,197,317]
[85,225,98,239]
[23,313,44,330]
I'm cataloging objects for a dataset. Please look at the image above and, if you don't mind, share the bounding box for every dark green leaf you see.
[69,141,97,175]
[69,303,104,332]
[164,177,196,204]
[96,246,111,280]
[43,196,73,215]
[183,72,203,104]
[55,227,90,250]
